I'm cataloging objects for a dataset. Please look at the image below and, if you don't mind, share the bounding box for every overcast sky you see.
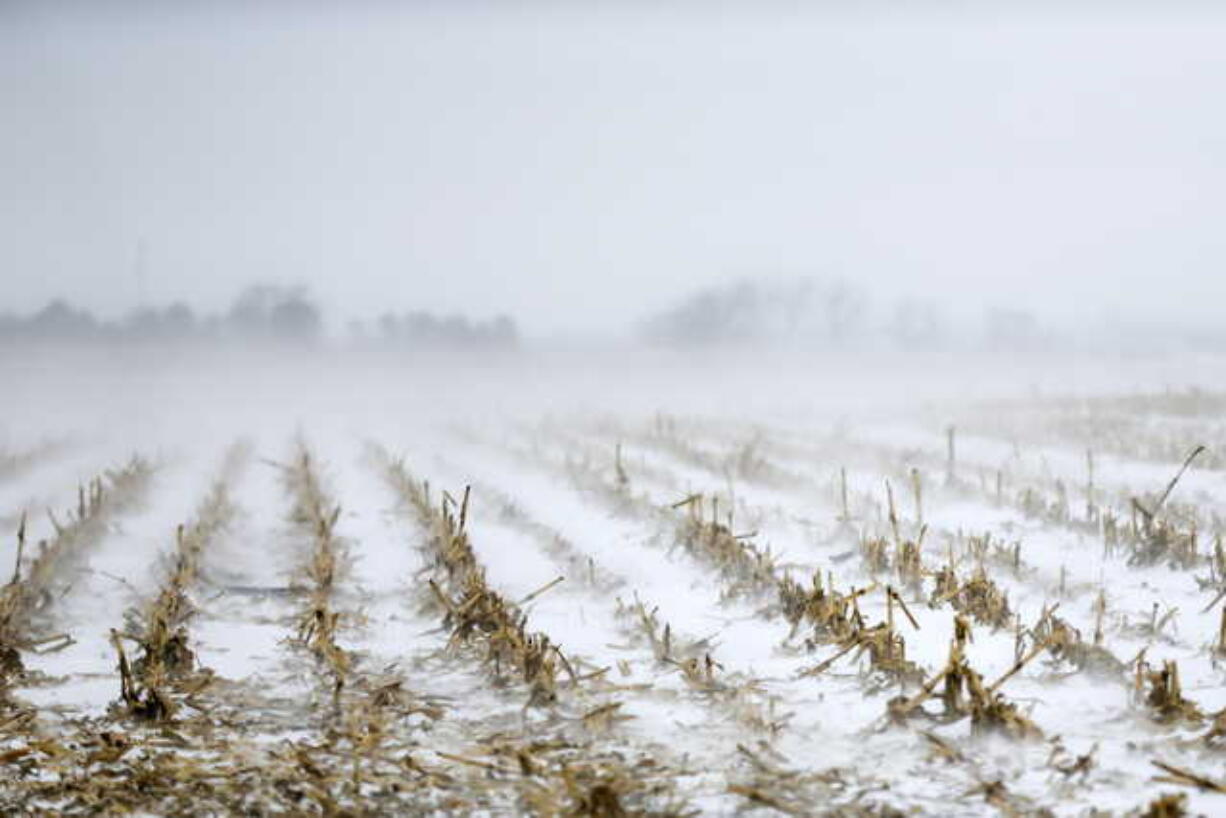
[3,3,1225,334]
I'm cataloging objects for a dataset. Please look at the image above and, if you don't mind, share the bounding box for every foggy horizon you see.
[9,7,1226,815]
[6,3,1226,336]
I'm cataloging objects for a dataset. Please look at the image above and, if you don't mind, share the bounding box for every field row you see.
[1,401,1224,815]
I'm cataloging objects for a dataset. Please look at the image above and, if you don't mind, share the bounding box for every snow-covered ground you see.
[2,348,1225,816]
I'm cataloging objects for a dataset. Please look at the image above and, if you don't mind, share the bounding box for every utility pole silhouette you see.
[133,237,149,308]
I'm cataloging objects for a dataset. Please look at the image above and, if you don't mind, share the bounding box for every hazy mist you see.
[8,10,1226,815]
[5,3,1226,337]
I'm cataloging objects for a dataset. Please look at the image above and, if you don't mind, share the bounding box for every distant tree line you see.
[373,311,518,350]
[638,276,1054,352]
[0,285,323,345]
[0,285,520,351]
[640,277,872,347]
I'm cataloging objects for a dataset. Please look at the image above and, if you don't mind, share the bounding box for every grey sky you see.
[3,3,1225,333]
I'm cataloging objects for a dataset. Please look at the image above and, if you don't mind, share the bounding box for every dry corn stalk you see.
[1137,659,1202,725]
[673,493,778,597]
[377,450,573,707]
[283,444,351,685]
[887,618,1042,741]
[4,458,151,695]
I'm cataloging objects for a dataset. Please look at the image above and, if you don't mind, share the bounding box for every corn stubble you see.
[6,401,1226,815]
[375,447,693,816]
[2,457,152,694]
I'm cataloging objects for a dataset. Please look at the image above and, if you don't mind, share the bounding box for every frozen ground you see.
[2,346,1226,816]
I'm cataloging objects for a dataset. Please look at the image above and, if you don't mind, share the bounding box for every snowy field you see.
[2,347,1226,816]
